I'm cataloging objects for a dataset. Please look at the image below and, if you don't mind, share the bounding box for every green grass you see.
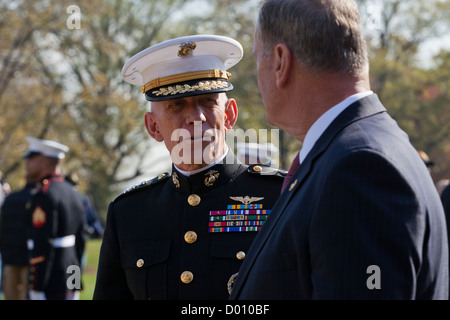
[80,239,102,300]
[0,239,102,300]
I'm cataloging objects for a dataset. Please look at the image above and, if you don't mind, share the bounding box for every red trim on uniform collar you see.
[41,173,64,193]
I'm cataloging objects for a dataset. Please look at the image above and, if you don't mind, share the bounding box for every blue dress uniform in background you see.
[94,159,285,299]
[24,137,86,300]
[28,174,86,299]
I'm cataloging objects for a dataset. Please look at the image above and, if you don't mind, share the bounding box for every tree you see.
[0,1,71,181]
[1,0,448,219]
[358,0,450,182]
[0,0,193,216]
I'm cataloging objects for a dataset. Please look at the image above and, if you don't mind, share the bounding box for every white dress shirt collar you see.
[299,91,373,164]
[175,145,229,176]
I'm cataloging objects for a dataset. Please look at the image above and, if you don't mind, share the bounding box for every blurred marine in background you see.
[24,137,85,300]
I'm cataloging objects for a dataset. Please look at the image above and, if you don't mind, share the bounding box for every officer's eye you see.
[200,97,219,107]
[166,100,186,111]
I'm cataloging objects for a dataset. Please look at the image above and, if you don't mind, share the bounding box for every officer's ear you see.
[144,112,164,142]
[273,43,292,88]
[224,98,238,131]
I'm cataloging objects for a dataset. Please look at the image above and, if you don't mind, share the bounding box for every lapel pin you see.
[289,179,298,191]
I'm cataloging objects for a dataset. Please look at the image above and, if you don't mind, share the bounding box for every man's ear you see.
[224,98,238,130]
[274,43,292,88]
[144,112,164,142]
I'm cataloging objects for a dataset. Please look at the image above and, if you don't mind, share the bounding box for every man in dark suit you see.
[442,184,450,237]
[441,183,450,294]
[93,35,285,300]
[230,0,449,299]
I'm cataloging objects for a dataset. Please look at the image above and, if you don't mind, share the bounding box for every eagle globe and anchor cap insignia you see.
[177,41,196,57]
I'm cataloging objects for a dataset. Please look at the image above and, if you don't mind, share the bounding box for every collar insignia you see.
[204,170,220,187]
[172,172,180,188]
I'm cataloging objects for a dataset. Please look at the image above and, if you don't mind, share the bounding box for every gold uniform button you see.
[184,231,198,244]
[187,194,201,206]
[180,271,194,284]
[253,165,262,172]
[136,259,144,268]
[236,251,246,260]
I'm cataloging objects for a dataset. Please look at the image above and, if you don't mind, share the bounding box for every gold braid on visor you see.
[141,69,231,93]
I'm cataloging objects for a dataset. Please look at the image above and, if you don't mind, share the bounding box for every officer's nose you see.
[185,102,207,125]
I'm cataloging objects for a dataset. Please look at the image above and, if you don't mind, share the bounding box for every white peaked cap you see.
[121,35,243,101]
[24,137,69,159]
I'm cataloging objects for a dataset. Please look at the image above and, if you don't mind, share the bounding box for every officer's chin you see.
[193,140,218,165]
[170,140,218,168]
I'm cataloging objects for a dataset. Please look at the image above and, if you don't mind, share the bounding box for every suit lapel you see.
[231,94,387,298]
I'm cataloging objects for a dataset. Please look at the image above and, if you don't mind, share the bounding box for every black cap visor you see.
[23,151,42,159]
[145,78,233,102]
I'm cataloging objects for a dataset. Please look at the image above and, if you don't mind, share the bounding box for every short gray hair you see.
[257,0,368,75]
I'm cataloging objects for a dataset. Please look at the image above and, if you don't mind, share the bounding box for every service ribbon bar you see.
[209,214,269,222]
[209,220,265,227]
[208,206,271,233]
[227,204,263,209]
[209,226,262,233]
[209,209,271,216]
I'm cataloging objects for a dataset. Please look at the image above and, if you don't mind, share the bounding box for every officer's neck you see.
[175,146,229,177]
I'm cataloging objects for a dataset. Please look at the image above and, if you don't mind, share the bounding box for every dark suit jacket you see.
[230,94,449,300]
[441,184,450,238]
[441,183,450,294]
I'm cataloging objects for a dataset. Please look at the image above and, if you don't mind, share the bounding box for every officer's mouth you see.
[184,130,215,144]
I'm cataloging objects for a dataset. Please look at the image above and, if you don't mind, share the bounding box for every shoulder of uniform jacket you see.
[40,176,65,193]
[246,164,287,178]
[114,172,170,202]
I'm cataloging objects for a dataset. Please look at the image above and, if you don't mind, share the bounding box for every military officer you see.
[24,137,86,300]
[93,35,285,300]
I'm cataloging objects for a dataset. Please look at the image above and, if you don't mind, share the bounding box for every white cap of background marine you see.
[23,137,69,159]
